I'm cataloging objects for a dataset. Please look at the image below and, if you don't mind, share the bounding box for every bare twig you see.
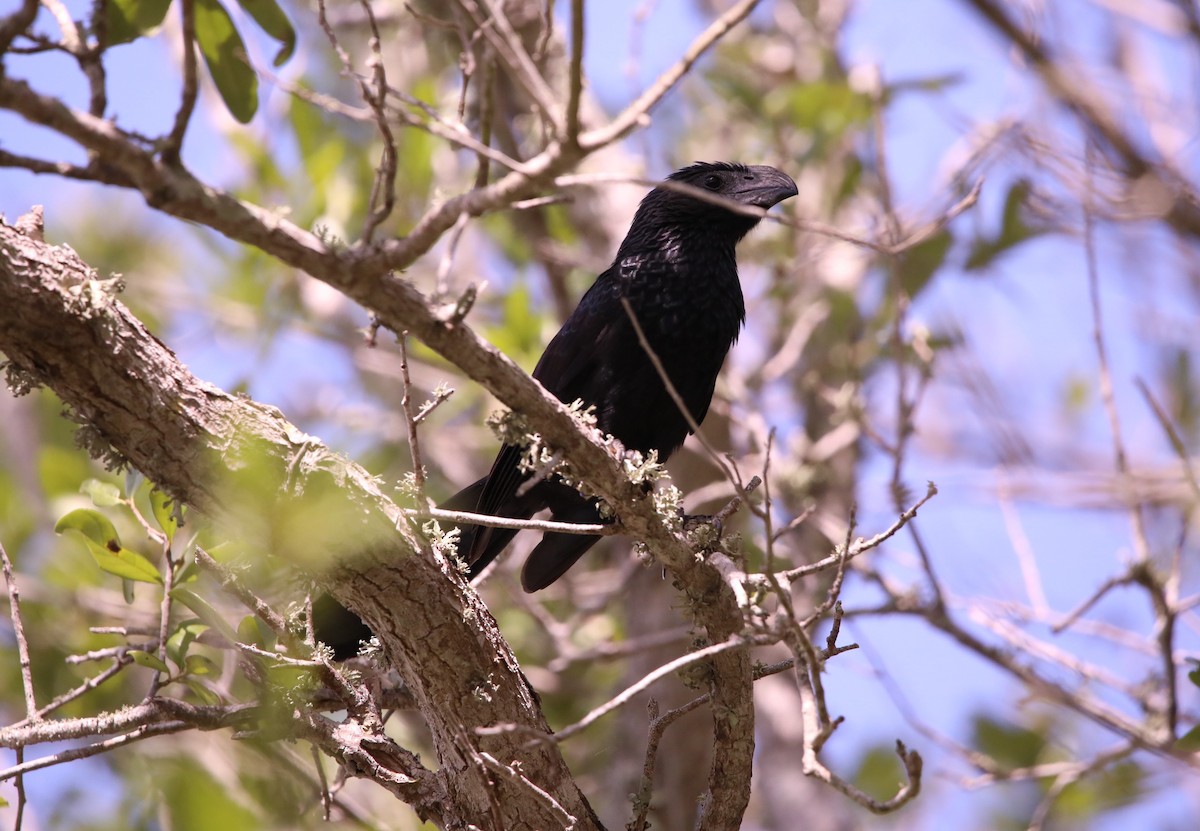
[398,334,427,491]
[564,0,584,145]
[355,0,398,242]
[778,482,938,582]
[426,505,616,536]
[0,542,37,718]
[462,0,562,134]
[556,636,755,740]
[580,0,761,149]
[147,536,175,698]
[1,540,34,831]
[162,0,199,162]
[477,751,577,828]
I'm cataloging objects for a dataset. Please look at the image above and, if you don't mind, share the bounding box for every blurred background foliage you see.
[1,0,1199,829]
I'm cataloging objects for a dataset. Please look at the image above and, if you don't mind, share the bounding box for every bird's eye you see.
[702,174,722,190]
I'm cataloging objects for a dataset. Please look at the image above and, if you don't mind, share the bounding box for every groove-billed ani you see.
[314,162,796,659]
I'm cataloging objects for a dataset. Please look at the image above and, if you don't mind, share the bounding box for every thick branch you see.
[0,215,599,830]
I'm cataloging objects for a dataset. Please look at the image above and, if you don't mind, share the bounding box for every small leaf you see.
[172,587,240,645]
[1188,665,1200,689]
[965,179,1047,271]
[91,546,162,583]
[184,678,221,705]
[130,650,171,673]
[166,620,209,666]
[235,0,295,66]
[237,614,271,649]
[176,558,200,585]
[81,478,122,507]
[194,0,258,123]
[1176,724,1200,753]
[103,0,174,46]
[897,229,952,298]
[122,578,136,604]
[184,654,219,676]
[149,487,182,543]
[56,509,163,583]
[55,508,122,548]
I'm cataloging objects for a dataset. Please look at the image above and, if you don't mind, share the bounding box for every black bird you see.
[314,162,797,658]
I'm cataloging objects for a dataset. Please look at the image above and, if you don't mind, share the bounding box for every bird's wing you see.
[466,272,622,565]
[529,271,622,401]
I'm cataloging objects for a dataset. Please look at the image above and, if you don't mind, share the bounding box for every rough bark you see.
[0,215,601,829]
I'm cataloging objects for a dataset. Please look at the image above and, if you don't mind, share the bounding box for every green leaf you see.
[176,558,200,585]
[194,0,258,123]
[91,546,162,583]
[852,744,905,801]
[55,508,162,583]
[166,619,208,666]
[130,650,171,673]
[237,614,274,650]
[122,578,136,604]
[965,179,1047,271]
[971,715,1046,770]
[897,229,952,298]
[184,678,221,705]
[1177,725,1200,752]
[885,72,966,98]
[150,487,182,543]
[103,0,174,46]
[235,0,295,66]
[1188,665,1200,689]
[81,478,122,507]
[172,587,240,645]
[55,507,121,548]
[184,654,219,676]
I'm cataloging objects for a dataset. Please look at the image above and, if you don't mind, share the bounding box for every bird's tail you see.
[440,475,525,579]
[519,494,605,591]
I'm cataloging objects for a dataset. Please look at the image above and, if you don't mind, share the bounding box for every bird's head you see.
[630,161,798,244]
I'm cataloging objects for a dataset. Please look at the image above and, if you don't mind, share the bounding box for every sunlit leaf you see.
[235,0,295,66]
[184,654,219,676]
[166,619,209,666]
[55,508,162,583]
[103,0,173,46]
[81,478,122,507]
[1055,760,1145,817]
[54,507,121,548]
[150,487,182,543]
[194,0,258,123]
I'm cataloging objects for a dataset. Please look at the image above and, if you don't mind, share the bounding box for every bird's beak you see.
[736,165,799,209]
